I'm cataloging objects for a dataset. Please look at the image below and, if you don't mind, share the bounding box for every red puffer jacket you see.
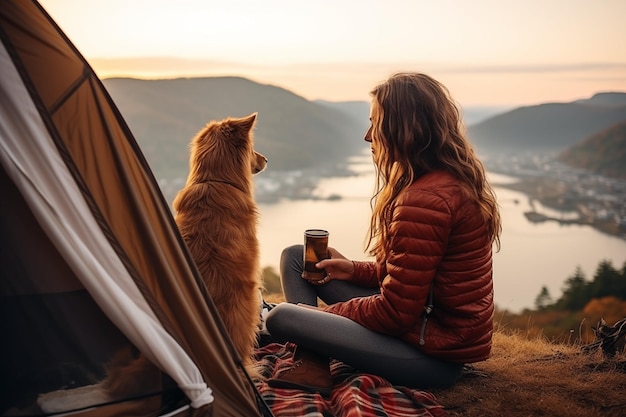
[323,170,494,363]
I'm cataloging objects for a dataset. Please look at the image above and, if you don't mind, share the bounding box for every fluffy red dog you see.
[173,113,267,378]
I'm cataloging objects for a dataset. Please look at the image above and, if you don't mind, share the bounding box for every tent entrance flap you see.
[0,164,187,416]
[0,1,266,416]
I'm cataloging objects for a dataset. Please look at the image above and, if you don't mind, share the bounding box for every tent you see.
[0,1,270,416]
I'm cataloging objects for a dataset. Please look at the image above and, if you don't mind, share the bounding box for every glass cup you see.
[302,229,330,280]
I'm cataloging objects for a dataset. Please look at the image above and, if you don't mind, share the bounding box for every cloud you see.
[88,56,626,106]
[432,62,626,75]
[91,56,626,77]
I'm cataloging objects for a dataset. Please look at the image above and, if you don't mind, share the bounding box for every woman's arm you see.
[323,188,452,336]
[316,248,381,287]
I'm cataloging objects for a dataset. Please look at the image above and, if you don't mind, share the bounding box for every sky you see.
[38,0,626,107]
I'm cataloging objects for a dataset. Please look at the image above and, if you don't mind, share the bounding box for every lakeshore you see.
[485,153,626,241]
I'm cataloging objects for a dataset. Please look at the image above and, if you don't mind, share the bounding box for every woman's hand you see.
[315,247,354,282]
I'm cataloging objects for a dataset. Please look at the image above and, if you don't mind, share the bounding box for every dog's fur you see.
[173,113,267,377]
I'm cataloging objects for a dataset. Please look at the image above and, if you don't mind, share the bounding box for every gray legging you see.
[265,244,463,389]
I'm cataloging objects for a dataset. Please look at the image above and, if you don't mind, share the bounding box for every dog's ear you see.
[236,113,257,132]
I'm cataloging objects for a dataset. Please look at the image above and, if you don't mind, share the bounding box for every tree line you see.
[535,259,626,310]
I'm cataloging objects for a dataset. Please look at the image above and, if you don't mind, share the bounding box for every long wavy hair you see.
[366,72,501,259]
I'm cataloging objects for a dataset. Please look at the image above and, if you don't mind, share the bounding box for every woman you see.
[265,72,501,396]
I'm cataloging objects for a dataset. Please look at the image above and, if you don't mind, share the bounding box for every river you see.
[256,155,626,313]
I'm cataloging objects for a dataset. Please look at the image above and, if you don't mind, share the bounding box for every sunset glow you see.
[38,0,626,106]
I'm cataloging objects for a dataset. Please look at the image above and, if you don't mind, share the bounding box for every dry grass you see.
[432,329,626,417]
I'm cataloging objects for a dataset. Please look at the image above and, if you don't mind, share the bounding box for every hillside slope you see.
[433,330,625,417]
[467,92,626,156]
[558,121,626,179]
[103,77,370,180]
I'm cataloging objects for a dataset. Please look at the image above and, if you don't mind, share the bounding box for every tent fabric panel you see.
[26,2,264,414]
[51,76,194,322]
[19,10,262,416]
[0,0,86,113]
[0,40,215,411]
[1,1,263,415]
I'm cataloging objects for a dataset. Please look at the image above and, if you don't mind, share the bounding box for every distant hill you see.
[315,100,510,128]
[315,100,370,125]
[467,92,626,156]
[461,105,514,125]
[558,121,626,179]
[103,77,626,182]
[102,77,370,181]
[574,91,626,107]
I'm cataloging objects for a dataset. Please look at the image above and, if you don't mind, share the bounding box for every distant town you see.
[158,163,357,207]
[253,163,357,204]
[483,153,626,241]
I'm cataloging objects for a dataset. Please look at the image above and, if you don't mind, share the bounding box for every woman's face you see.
[365,99,379,163]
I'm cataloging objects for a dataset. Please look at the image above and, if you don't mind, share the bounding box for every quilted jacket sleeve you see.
[323,187,452,335]
[350,260,384,288]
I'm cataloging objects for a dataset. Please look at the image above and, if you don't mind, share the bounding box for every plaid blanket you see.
[254,343,449,417]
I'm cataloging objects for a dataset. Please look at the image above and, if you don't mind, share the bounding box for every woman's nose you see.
[364,126,372,142]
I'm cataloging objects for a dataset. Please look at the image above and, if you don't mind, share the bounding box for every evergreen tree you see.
[555,266,589,310]
[261,266,282,295]
[590,260,622,299]
[620,261,626,299]
[534,285,553,310]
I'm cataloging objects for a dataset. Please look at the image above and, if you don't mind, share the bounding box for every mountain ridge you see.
[466,92,626,156]
[103,76,370,180]
[101,76,626,183]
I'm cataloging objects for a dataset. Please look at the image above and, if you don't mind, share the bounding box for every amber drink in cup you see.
[302,229,330,280]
